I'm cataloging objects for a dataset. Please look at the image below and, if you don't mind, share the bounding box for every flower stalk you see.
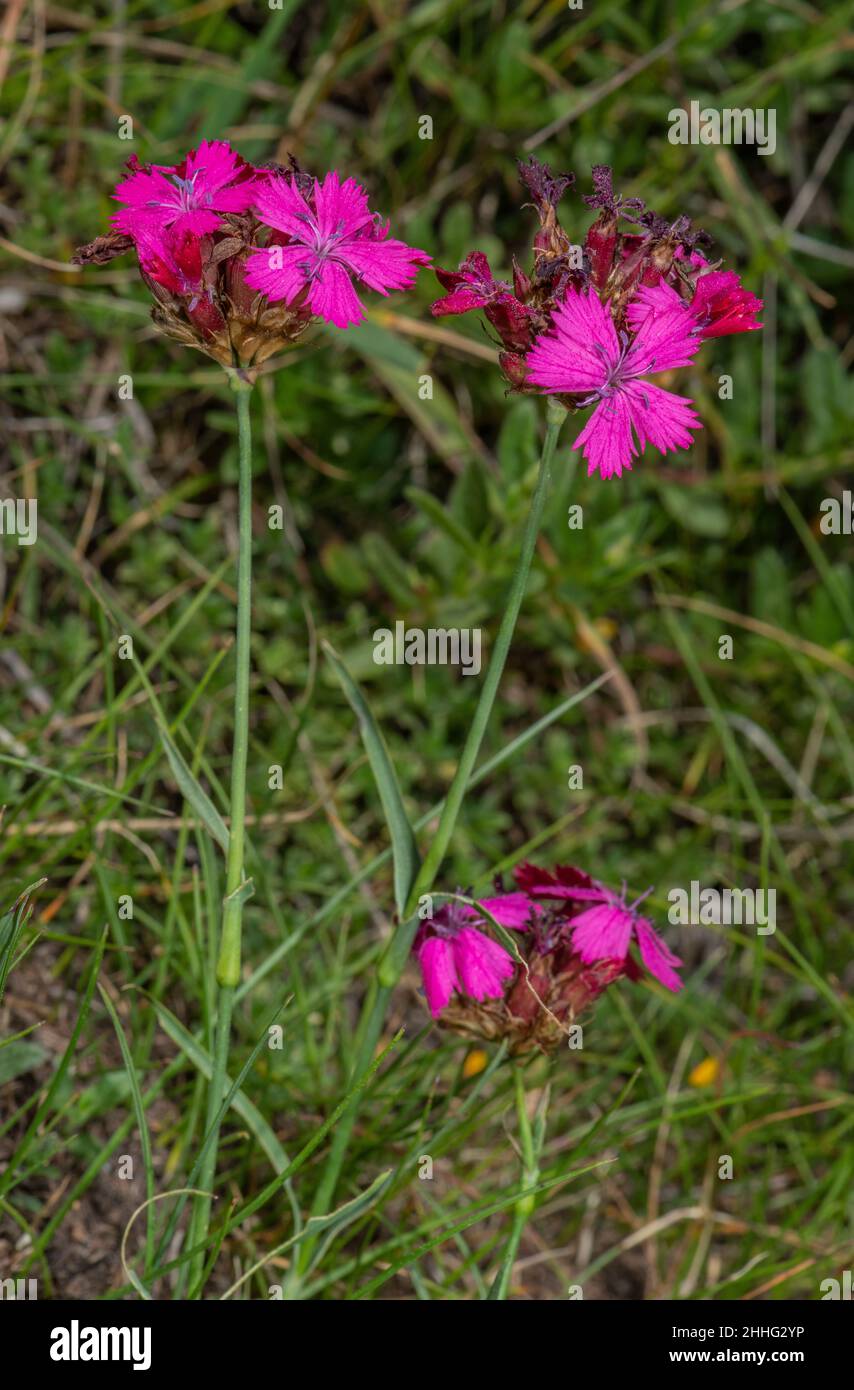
[300,397,567,1270]
[487,1064,544,1300]
[217,376,255,990]
[188,373,254,1294]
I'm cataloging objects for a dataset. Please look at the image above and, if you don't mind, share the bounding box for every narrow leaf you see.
[158,725,230,854]
[323,640,421,915]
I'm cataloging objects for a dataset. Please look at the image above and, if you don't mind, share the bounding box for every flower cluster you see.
[74,140,430,376]
[414,862,682,1055]
[431,160,761,480]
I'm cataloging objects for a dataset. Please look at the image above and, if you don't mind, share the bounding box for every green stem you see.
[217,382,255,989]
[187,376,254,1295]
[487,1064,538,1300]
[300,398,567,1275]
[397,398,566,927]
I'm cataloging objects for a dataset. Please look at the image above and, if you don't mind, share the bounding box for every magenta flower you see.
[133,226,227,339]
[431,251,508,315]
[415,895,532,1018]
[526,285,702,480]
[112,140,258,240]
[628,272,762,340]
[412,863,685,1048]
[244,170,430,330]
[691,271,763,336]
[134,225,203,298]
[567,885,683,992]
[432,252,536,350]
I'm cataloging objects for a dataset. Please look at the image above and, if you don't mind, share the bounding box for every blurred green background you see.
[0,0,852,1300]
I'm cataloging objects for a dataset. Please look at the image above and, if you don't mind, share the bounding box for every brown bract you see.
[73,213,314,380]
[439,944,631,1056]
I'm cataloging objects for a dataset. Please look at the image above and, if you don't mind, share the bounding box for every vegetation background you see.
[0,0,852,1301]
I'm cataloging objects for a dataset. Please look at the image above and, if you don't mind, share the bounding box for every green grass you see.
[0,0,852,1300]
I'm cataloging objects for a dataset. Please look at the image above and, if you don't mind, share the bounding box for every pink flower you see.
[112,140,258,240]
[525,285,703,479]
[628,272,762,340]
[415,895,532,1018]
[430,252,536,350]
[514,861,597,902]
[431,251,508,315]
[134,225,203,297]
[568,885,683,992]
[691,271,762,336]
[244,170,430,330]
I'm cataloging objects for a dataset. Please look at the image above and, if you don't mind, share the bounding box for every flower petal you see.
[474,892,539,930]
[244,243,312,304]
[453,926,515,1002]
[417,936,460,1017]
[336,234,430,295]
[525,287,620,394]
[312,170,373,241]
[306,258,366,328]
[569,903,634,964]
[572,391,639,480]
[635,917,683,992]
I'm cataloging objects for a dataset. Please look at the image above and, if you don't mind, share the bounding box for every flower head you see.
[415,895,530,1018]
[112,141,259,240]
[582,164,645,290]
[414,863,683,1053]
[429,162,761,480]
[566,882,683,993]
[431,252,537,350]
[628,268,763,340]
[243,170,430,330]
[526,285,702,479]
[75,151,429,374]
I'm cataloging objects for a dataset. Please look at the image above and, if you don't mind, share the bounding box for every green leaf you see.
[449,456,490,538]
[361,532,418,605]
[0,878,45,1002]
[660,486,731,538]
[497,397,539,482]
[300,1169,392,1243]
[158,725,229,854]
[220,1170,393,1300]
[0,1041,47,1085]
[323,640,421,916]
[99,984,156,1280]
[330,315,486,475]
[151,1001,289,1177]
[319,539,372,596]
[751,546,793,628]
[405,485,480,556]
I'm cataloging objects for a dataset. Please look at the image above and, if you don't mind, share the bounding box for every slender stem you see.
[300,399,567,1274]
[218,383,255,989]
[187,377,254,1295]
[488,1064,538,1300]
[398,397,567,926]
